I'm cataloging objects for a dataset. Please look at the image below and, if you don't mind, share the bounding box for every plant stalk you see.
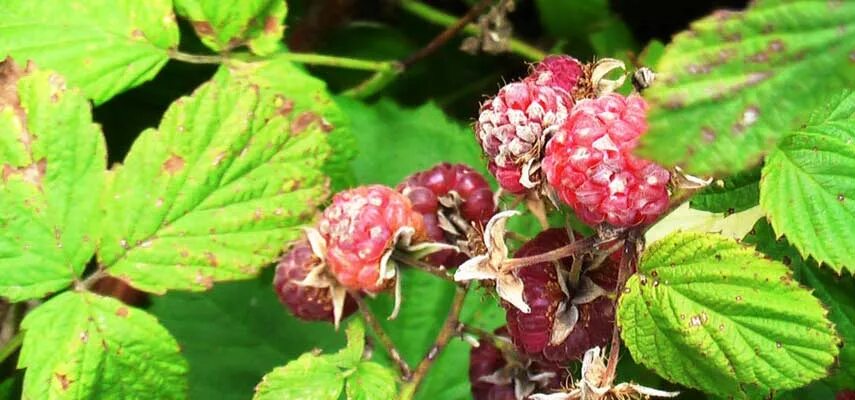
[169,49,400,72]
[349,291,412,379]
[503,235,608,270]
[0,331,23,364]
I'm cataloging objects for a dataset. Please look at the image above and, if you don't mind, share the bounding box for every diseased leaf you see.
[691,166,760,213]
[745,219,855,388]
[98,70,330,293]
[253,353,343,400]
[0,0,179,104]
[618,232,839,398]
[335,318,366,368]
[174,0,286,55]
[18,291,187,399]
[760,91,855,274]
[0,60,105,301]
[640,0,855,175]
[345,362,397,400]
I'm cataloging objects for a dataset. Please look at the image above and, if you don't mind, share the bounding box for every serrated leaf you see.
[618,232,839,398]
[691,167,760,213]
[0,0,179,104]
[335,318,366,368]
[745,219,855,388]
[639,0,855,175]
[760,91,855,274]
[346,362,397,400]
[225,56,355,190]
[645,203,764,245]
[149,272,346,400]
[174,0,286,56]
[18,291,187,399]
[0,60,105,301]
[97,71,330,294]
[253,353,344,400]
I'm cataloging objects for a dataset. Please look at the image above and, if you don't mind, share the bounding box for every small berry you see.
[543,93,670,227]
[273,241,356,322]
[476,81,572,194]
[399,163,496,267]
[526,55,584,94]
[503,229,618,363]
[319,185,426,292]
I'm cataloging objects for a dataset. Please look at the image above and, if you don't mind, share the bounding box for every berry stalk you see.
[502,235,610,270]
[349,291,412,379]
[391,253,459,285]
[603,231,642,385]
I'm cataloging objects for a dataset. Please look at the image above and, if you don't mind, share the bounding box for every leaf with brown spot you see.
[18,291,187,399]
[173,0,287,55]
[640,0,855,176]
[0,60,105,302]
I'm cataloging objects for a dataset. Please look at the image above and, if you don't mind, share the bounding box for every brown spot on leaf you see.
[689,312,709,327]
[291,111,321,133]
[131,29,145,40]
[275,95,295,116]
[162,154,185,174]
[838,193,846,201]
[116,307,129,317]
[2,158,46,189]
[192,21,214,36]
[768,39,784,52]
[264,16,279,34]
[701,127,717,143]
[195,273,214,289]
[56,373,71,390]
[205,252,219,267]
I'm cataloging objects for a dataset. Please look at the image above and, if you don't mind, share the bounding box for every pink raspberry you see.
[525,55,584,94]
[543,93,670,227]
[319,185,426,292]
[273,241,356,322]
[398,163,496,267]
[476,81,572,194]
[503,229,618,363]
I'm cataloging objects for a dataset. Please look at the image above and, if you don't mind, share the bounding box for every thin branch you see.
[0,330,23,364]
[503,235,612,270]
[349,290,411,379]
[392,253,459,285]
[604,230,640,385]
[401,0,493,67]
[398,0,547,61]
[399,285,468,399]
[341,69,402,99]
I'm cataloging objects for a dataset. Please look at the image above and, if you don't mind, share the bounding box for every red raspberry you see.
[273,241,356,322]
[476,81,572,194]
[319,185,426,292]
[543,93,670,227]
[525,55,584,94]
[838,390,855,400]
[503,229,618,363]
[398,163,496,267]
[469,327,566,400]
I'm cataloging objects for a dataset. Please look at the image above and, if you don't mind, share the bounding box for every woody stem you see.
[349,290,412,379]
[503,236,608,270]
[604,230,640,385]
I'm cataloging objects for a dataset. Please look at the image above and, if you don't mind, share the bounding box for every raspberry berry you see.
[503,228,618,363]
[273,240,356,322]
[838,390,855,400]
[398,163,496,266]
[543,93,670,227]
[525,55,584,94]
[476,81,572,194]
[469,327,567,400]
[319,185,426,292]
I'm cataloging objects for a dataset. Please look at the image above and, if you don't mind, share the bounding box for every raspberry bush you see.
[0,1,854,400]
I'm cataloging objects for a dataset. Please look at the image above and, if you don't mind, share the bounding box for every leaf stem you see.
[392,254,460,285]
[401,0,494,67]
[503,236,611,270]
[349,290,411,379]
[0,331,23,364]
[169,49,401,72]
[398,285,468,399]
[167,50,225,64]
[398,0,547,61]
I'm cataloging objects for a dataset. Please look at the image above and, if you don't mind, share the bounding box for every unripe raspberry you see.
[543,93,670,228]
[398,163,496,267]
[503,229,618,363]
[476,81,572,194]
[273,241,356,322]
[319,185,426,292]
[526,55,584,94]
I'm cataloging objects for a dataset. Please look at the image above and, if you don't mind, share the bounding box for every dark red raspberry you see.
[543,93,670,228]
[476,80,572,194]
[525,55,584,94]
[503,228,618,363]
[273,241,356,322]
[319,185,426,292]
[469,327,566,400]
[838,390,855,400]
[398,163,496,267]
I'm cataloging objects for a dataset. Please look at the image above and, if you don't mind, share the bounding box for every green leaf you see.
[223,56,355,190]
[174,0,286,55]
[0,0,179,104]
[691,166,760,213]
[149,272,346,400]
[333,318,366,368]
[345,362,397,400]
[97,70,330,294]
[639,1,855,175]
[745,219,855,388]
[18,291,187,399]
[618,232,839,398]
[338,98,486,186]
[253,353,344,400]
[0,60,105,301]
[760,91,855,274]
